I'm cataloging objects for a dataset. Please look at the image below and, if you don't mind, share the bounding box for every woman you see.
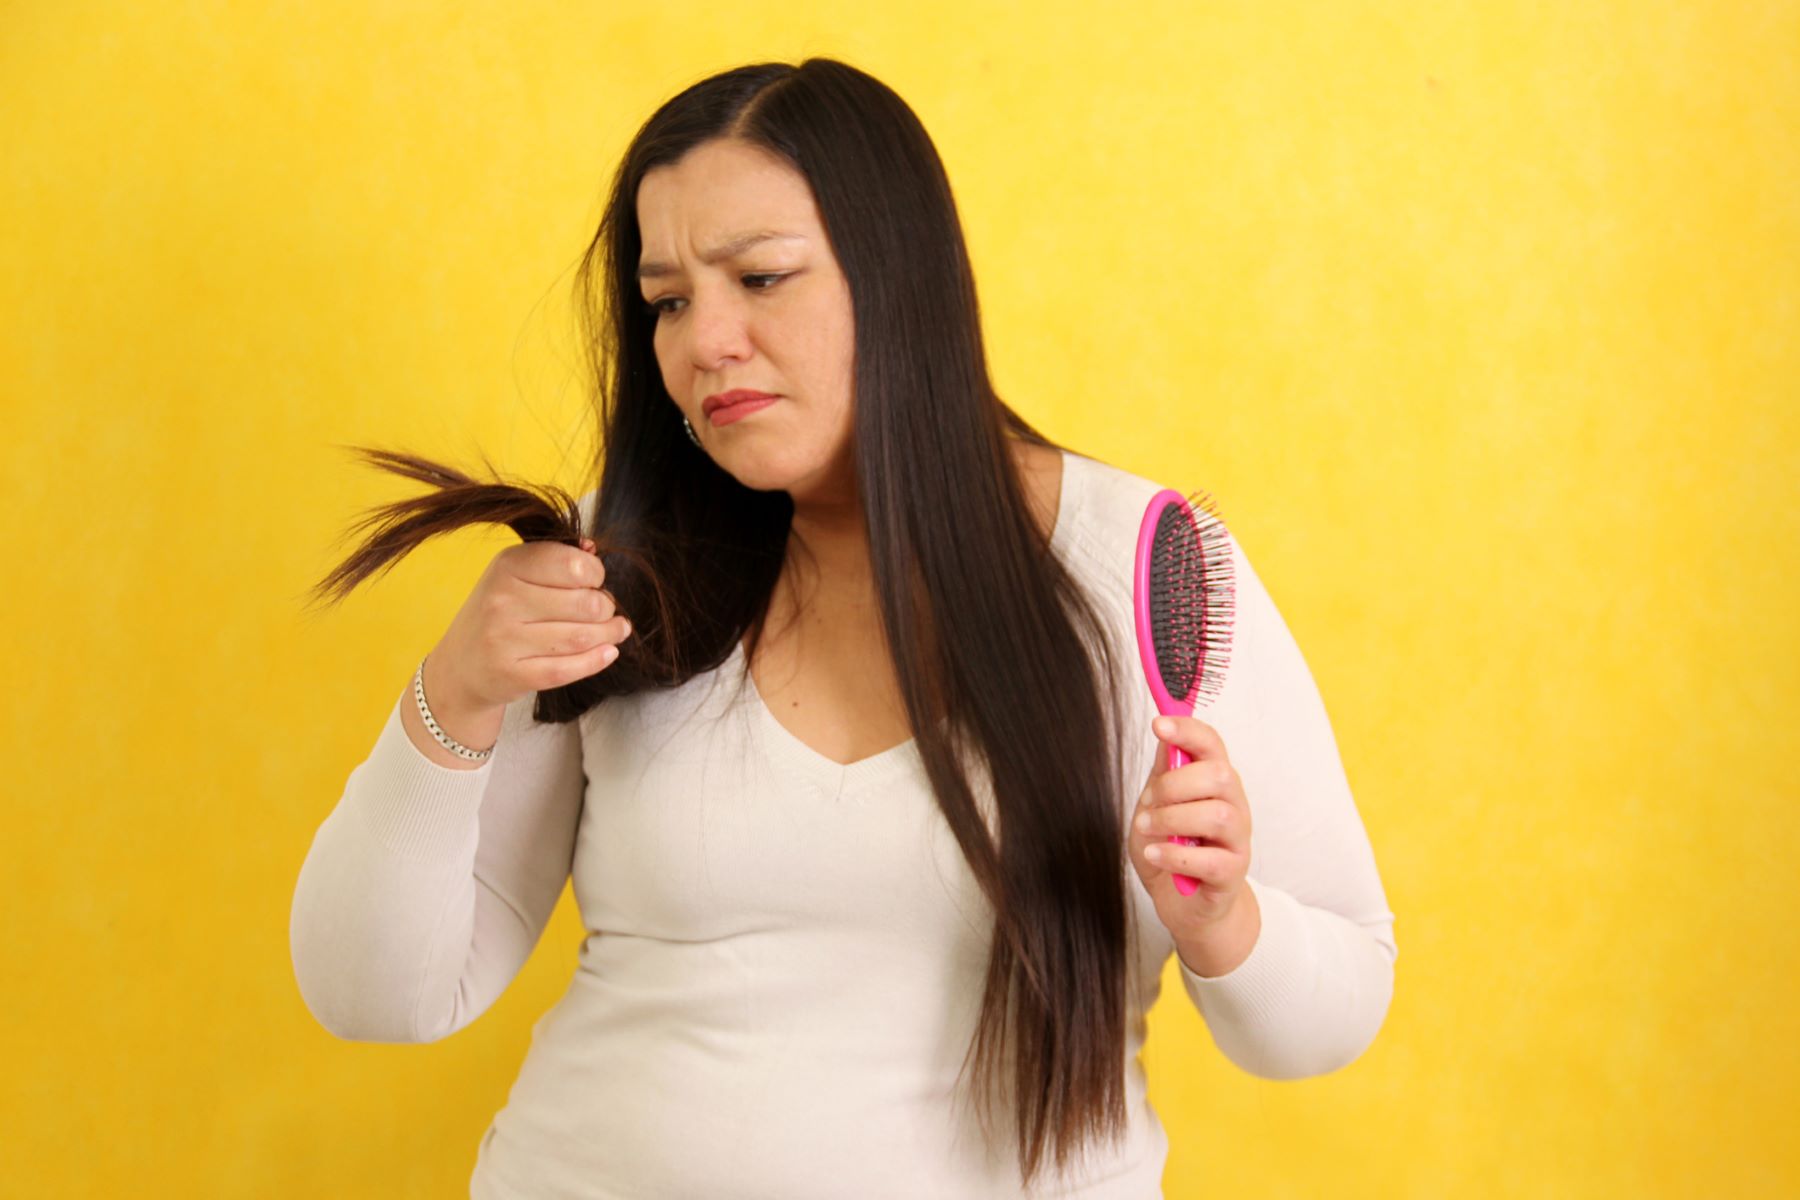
[290,57,1397,1198]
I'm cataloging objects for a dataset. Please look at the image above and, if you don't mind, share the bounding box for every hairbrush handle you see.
[1162,737,1205,896]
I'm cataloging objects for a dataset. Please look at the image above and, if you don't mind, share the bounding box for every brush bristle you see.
[1148,489,1235,706]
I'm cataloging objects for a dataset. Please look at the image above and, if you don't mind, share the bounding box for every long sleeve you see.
[288,684,585,1043]
[289,492,596,1044]
[1170,531,1398,1079]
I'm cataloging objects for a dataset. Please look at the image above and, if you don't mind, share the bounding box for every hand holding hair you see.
[304,445,670,732]
[426,535,634,719]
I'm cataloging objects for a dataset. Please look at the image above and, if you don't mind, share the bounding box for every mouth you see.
[706,395,780,427]
[702,388,779,418]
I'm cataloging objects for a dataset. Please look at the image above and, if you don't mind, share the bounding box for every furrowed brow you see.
[636,231,806,282]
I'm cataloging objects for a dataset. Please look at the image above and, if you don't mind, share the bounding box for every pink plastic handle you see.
[1164,741,1203,896]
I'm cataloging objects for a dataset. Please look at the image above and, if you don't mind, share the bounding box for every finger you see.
[1135,797,1236,842]
[1144,840,1236,883]
[1141,758,1233,810]
[525,584,620,625]
[517,541,607,591]
[1145,718,1188,783]
[516,616,633,661]
[1144,716,1208,785]
[1152,714,1230,767]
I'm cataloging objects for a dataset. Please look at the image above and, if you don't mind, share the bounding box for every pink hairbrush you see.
[1132,486,1236,896]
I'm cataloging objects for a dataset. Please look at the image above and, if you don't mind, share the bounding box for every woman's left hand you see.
[1129,715,1255,952]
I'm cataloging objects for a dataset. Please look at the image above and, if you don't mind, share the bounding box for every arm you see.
[1167,531,1398,1080]
[288,685,584,1043]
[287,491,595,1044]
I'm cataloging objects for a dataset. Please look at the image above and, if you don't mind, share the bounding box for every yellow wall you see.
[4,4,1794,1196]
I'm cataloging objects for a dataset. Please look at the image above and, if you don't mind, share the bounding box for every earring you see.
[683,415,701,447]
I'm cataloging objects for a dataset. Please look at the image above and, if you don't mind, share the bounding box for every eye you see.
[644,272,790,319]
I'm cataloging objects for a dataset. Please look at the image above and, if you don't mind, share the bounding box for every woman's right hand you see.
[428,536,633,715]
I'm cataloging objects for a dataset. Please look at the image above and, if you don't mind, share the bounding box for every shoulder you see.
[1055,448,1179,583]
[1063,449,1168,531]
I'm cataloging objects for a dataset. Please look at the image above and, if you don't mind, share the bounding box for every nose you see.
[682,286,754,370]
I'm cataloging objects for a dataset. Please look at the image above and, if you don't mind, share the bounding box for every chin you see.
[717,451,814,495]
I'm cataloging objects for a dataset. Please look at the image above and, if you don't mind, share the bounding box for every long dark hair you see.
[307,57,1139,1188]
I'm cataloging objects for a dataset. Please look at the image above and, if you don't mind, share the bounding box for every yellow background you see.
[4,3,1795,1196]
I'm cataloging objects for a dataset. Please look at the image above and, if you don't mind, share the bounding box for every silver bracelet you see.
[413,655,495,761]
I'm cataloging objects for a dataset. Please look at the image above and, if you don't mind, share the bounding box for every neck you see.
[785,489,873,600]
[780,440,875,598]
[780,435,1042,598]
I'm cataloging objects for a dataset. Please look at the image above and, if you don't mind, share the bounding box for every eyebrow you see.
[636,231,807,282]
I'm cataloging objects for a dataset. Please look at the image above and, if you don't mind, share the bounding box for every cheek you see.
[794,277,856,353]
[650,331,684,379]
[804,303,855,383]
[781,314,850,388]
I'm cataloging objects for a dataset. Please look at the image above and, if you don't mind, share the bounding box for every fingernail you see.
[1154,718,1173,737]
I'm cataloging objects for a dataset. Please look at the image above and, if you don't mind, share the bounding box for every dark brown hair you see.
[306,57,1139,1188]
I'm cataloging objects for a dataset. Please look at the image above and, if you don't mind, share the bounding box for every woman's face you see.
[636,138,857,503]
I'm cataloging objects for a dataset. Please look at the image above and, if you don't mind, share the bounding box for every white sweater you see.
[289,448,1397,1199]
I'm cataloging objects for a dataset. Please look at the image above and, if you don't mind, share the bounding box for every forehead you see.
[635,140,822,249]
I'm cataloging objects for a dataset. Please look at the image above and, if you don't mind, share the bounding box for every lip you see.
[702,388,778,418]
[708,395,778,427]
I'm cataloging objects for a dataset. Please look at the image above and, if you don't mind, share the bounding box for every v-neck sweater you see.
[290,448,1398,1199]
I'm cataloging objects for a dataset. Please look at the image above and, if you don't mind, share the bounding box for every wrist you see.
[416,654,501,758]
[1173,885,1262,978]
